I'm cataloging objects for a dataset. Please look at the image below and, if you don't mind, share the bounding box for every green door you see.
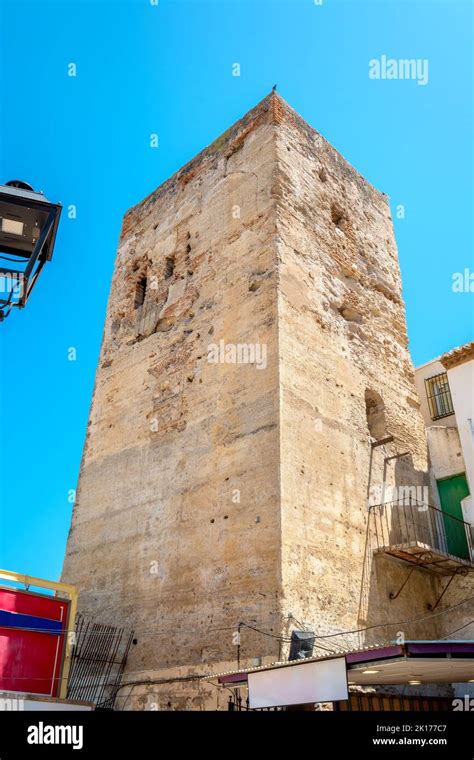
[437,474,470,560]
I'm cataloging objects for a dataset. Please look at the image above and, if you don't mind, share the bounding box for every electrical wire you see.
[110,596,474,697]
[286,615,342,653]
[7,594,474,694]
[243,596,474,643]
[117,674,233,710]
[239,622,292,642]
[8,595,474,641]
[288,614,308,630]
[310,595,474,639]
[5,622,237,637]
[439,620,474,639]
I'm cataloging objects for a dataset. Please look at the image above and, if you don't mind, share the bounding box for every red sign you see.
[0,586,70,696]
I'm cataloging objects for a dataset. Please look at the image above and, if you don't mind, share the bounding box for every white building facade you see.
[415,342,474,557]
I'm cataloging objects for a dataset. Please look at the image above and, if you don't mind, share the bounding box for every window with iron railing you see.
[424,372,454,420]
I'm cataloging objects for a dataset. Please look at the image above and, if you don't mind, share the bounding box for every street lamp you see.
[0,180,62,321]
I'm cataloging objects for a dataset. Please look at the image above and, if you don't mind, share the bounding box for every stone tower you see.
[62,93,469,710]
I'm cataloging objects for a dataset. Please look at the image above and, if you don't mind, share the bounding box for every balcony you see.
[370,498,474,576]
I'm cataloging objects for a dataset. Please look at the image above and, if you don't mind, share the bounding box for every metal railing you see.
[67,615,134,709]
[424,372,454,420]
[369,497,473,564]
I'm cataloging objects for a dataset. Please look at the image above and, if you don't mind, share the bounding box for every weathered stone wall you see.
[62,97,286,710]
[272,95,448,650]
[62,93,473,709]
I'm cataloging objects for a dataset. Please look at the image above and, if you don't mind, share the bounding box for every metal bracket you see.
[427,566,470,611]
[389,552,433,601]
[19,207,57,308]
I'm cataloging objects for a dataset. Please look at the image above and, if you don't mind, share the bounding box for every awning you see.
[208,641,474,689]
[347,641,474,685]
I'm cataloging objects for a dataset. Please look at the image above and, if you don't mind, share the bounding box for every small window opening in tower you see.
[165,255,175,279]
[365,389,388,440]
[331,204,346,228]
[134,276,147,309]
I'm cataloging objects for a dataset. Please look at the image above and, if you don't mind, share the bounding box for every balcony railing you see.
[369,497,474,575]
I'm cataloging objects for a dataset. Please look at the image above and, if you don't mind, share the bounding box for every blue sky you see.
[0,0,472,582]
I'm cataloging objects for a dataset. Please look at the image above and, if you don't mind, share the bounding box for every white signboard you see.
[248,656,348,709]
